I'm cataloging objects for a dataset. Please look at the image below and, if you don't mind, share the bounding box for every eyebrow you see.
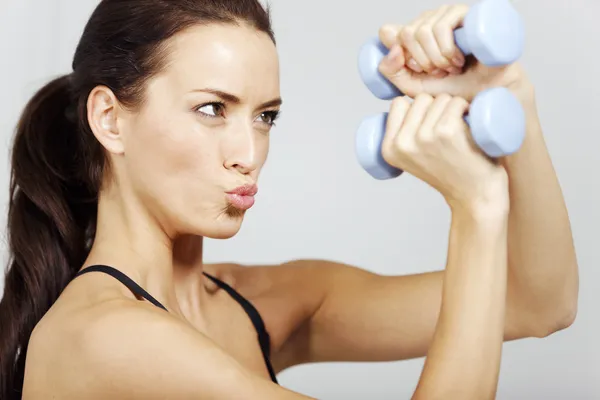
[192,88,283,109]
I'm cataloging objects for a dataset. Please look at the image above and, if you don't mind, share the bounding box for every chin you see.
[201,208,247,239]
[205,227,242,240]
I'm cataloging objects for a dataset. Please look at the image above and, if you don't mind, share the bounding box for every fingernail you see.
[431,68,445,77]
[446,67,461,75]
[408,58,423,72]
[452,55,465,67]
[384,44,402,66]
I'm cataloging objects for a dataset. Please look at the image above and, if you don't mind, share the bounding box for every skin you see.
[22,5,578,400]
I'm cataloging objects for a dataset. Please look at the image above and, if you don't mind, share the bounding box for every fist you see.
[377,4,528,102]
[381,94,508,208]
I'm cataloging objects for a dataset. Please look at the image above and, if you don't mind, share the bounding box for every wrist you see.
[452,200,509,228]
[505,69,543,130]
[502,74,548,170]
[504,64,535,103]
[449,175,510,223]
[508,76,536,106]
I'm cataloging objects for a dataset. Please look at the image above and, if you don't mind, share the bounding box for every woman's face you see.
[112,23,281,239]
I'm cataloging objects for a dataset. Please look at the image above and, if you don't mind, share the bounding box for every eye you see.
[195,102,225,118]
[257,110,280,126]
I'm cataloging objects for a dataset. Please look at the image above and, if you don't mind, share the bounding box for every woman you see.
[0,1,578,399]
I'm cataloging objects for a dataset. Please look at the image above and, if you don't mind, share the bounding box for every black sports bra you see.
[74,265,278,384]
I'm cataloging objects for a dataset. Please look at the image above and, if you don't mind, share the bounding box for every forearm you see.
[503,83,578,331]
[414,204,509,400]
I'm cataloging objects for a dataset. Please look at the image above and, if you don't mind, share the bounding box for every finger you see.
[378,24,414,76]
[379,23,425,74]
[435,96,472,148]
[378,43,424,97]
[379,52,473,101]
[401,11,437,74]
[378,24,402,49]
[415,6,456,75]
[378,42,408,81]
[434,4,470,68]
[417,94,453,142]
[381,96,411,164]
[397,94,434,147]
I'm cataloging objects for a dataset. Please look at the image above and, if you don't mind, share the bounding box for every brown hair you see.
[0,1,275,398]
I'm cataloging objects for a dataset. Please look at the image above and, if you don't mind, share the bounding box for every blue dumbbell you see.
[356,87,526,179]
[355,0,526,180]
[359,0,525,100]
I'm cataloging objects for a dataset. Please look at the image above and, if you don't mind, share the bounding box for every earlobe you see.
[87,86,125,155]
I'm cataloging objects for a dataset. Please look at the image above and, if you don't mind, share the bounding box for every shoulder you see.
[26,298,260,399]
[207,259,375,368]
[219,259,376,302]
[209,259,356,297]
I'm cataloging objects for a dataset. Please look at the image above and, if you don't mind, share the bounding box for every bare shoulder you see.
[206,259,335,325]
[24,295,310,399]
[209,259,354,300]
[208,259,374,368]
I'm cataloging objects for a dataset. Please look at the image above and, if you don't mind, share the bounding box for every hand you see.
[377,4,530,102]
[381,93,509,211]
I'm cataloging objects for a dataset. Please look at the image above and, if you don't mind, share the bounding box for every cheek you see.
[257,135,270,170]
[125,115,217,197]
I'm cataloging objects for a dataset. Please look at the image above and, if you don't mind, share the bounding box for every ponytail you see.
[1,1,277,397]
[0,75,97,399]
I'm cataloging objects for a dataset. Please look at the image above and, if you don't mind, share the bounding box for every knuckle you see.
[437,93,453,103]
[432,23,447,38]
[400,26,416,42]
[421,9,437,19]
[433,94,453,108]
[416,24,433,41]
[435,119,457,139]
[415,93,434,105]
[436,126,455,140]
[390,96,409,110]
[451,96,469,109]
[433,26,455,55]
[417,128,434,144]
[394,134,414,154]
[388,97,411,116]
[378,24,400,46]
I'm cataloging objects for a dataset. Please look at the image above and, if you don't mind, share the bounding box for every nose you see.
[223,123,261,175]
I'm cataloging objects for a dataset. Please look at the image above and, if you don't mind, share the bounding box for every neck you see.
[85,185,205,313]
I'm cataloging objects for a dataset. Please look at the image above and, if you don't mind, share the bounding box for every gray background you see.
[0,0,597,398]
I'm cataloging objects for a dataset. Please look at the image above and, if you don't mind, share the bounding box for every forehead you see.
[161,23,280,97]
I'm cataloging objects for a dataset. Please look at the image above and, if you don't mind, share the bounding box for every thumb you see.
[377,44,423,98]
[377,24,428,98]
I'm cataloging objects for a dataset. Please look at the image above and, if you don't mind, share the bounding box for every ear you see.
[86,85,125,155]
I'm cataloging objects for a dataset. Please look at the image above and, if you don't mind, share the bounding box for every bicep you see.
[77,301,313,400]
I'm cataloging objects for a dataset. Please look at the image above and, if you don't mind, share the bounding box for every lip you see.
[226,184,258,197]
[225,184,258,211]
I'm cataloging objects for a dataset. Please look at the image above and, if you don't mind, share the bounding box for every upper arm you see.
[271,261,447,366]
[70,300,313,400]
[243,260,531,369]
